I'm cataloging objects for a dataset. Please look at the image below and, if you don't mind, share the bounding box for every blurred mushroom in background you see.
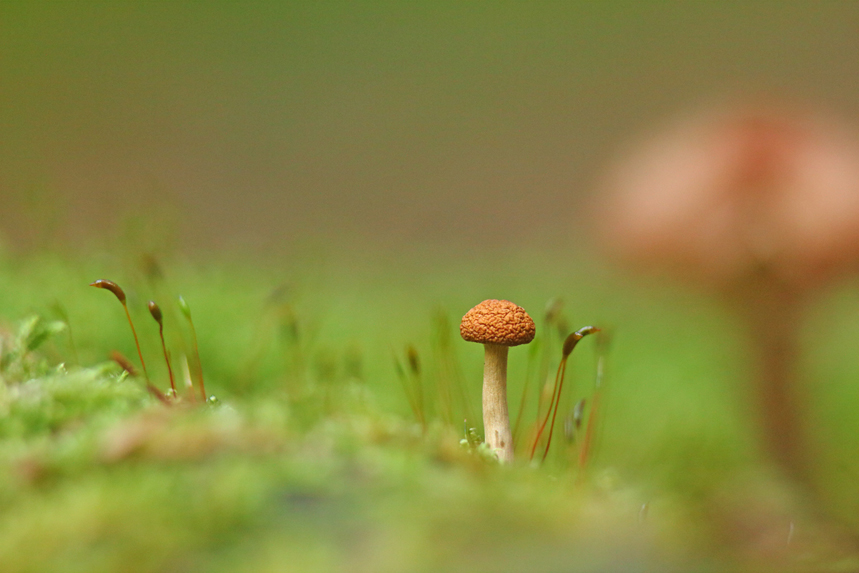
[597,100,859,487]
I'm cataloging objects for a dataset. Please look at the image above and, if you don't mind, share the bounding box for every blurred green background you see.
[3,2,859,254]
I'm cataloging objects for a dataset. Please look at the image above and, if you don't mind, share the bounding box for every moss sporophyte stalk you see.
[530,326,600,463]
[90,280,156,395]
[179,295,208,402]
[91,280,208,404]
[148,301,176,394]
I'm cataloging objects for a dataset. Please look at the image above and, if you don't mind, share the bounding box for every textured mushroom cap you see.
[460,299,535,346]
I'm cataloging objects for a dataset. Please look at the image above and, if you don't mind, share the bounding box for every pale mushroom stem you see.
[483,343,514,463]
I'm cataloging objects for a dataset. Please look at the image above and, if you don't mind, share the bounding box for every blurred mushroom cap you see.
[460,299,536,346]
[599,102,859,289]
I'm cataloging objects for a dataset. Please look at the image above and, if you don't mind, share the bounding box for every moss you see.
[0,250,857,571]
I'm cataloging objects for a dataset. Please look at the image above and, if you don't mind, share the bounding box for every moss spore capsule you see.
[90,279,126,304]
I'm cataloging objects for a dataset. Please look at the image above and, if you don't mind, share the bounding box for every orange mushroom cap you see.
[460,299,536,346]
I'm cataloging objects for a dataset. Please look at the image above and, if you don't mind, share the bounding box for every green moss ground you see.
[2,245,859,572]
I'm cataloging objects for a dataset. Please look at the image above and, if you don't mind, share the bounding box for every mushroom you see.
[461,299,535,463]
[598,101,859,483]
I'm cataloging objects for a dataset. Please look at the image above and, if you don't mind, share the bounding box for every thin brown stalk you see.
[158,325,176,392]
[529,326,599,462]
[530,356,565,460]
[578,354,605,472]
[122,303,150,384]
[542,356,572,462]
[149,301,176,393]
